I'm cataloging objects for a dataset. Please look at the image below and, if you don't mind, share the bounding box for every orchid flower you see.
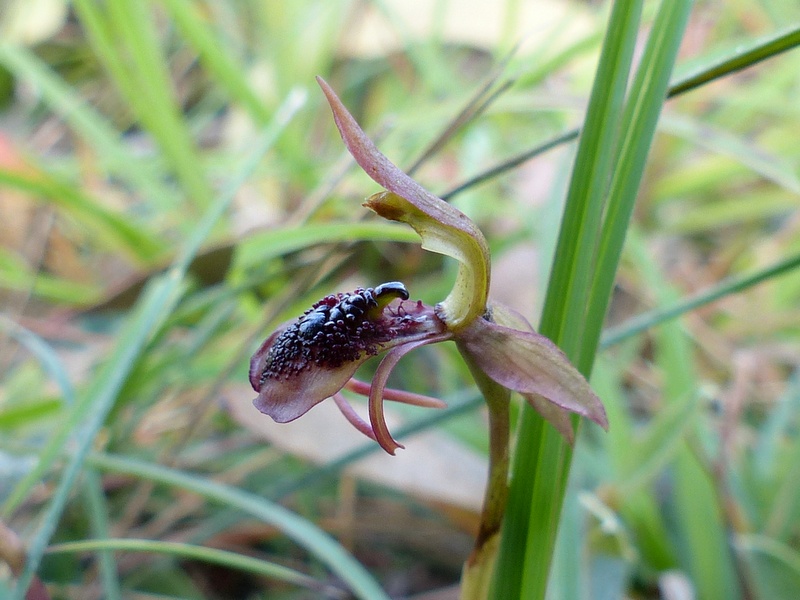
[250,77,608,455]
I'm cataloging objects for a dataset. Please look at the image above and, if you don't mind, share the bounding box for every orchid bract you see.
[249,78,608,455]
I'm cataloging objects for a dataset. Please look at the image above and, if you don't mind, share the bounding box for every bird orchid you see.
[249,77,607,457]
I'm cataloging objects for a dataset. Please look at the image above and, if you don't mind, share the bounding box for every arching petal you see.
[317,76,489,332]
[369,334,452,454]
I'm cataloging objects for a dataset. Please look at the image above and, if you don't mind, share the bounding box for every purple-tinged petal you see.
[249,327,284,392]
[317,76,489,331]
[483,302,535,333]
[332,392,377,441]
[369,333,453,454]
[346,378,447,409]
[316,77,479,245]
[251,322,362,422]
[481,302,579,442]
[252,363,355,423]
[521,392,576,445]
[249,324,343,421]
[456,315,608,430]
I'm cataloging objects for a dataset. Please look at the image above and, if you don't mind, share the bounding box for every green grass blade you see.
[0,44,180,210]
[8,274,188,599]
[581,0,694,371]
[0,318,75,407]
[87,453,390,600]
[540,2,644,355]
[496,2,697,598]
[444,22,800,204]
[659,113,800,193]
[47,537,347,598]
[235,221,420,272]
[0,248,100,304]
[161,0,272,124]
[0,168,165,265]
[630,228,739,599]
[669,24,800,96]
[7,93,304,598]
[602,249,800,347]
[618,389,699,494]
[593,359,676,569]
[736,534,800,598]
[546,481,585,600]
[675,446,738,600]
[171,87,305,272]
[516,28,604,90]
[753,374,800,479]
[3,91,304,514]
[0,400,61,430]
[667,190,797,233]
[440,130,580,201]
[73,0,214,211]
[493,2,645,598]
[81,469,122,600]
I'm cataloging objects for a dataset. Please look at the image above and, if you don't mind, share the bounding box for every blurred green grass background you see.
[1,0,800,598]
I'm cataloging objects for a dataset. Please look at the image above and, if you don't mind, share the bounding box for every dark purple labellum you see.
[249,283,413,392]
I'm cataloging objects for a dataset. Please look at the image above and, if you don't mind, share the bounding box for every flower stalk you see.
[458,352,510,599]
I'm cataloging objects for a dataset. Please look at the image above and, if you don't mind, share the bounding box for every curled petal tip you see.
[368,335,451,455]
[383,439,405,456]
